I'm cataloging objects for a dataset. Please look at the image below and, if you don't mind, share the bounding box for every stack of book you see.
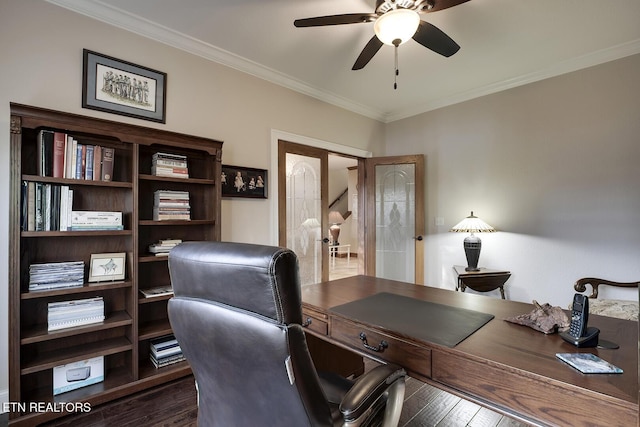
[140,285,174,298]
[148,238,182,256]
[153,190,190,221]
[37,130,115,181]
[29,261,85,292]
[151,152,189,178]
[22,182,74,231]
[47,296,105,331]
[70,211,123,231]
[150,335,185,368]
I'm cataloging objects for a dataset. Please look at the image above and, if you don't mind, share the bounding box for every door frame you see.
[269,130,372,245]
[270,131,425,284]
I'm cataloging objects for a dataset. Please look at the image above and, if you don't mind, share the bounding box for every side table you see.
[453,265,511,299]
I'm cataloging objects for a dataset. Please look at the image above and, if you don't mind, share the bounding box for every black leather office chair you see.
[168,241,406,427]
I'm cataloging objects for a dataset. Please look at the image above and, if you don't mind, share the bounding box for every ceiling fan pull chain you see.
[394,44,399,90]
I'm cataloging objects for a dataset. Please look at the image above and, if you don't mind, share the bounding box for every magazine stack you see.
[47,296,105,331]
[150,335,185,368]
[153,190,190,221]
[151,152,189,178]
[148,238,182,256]
[29,261,85,292]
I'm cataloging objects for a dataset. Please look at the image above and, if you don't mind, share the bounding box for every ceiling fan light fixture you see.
[374,9,420,46]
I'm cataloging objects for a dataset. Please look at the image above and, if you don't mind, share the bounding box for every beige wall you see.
[384,54,640,306]
[0,0,384,401]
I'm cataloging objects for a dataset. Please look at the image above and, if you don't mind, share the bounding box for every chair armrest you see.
[339,363,406,422]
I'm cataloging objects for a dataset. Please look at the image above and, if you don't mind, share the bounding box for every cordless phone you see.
[568,293,589,338]
[560,293,599,347]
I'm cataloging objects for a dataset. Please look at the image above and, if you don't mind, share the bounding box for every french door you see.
[278,140,329,284]
[363,155,425,284]
[278,139,425,285]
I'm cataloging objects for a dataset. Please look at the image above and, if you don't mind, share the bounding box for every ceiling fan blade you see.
[294,13,377,27]
[412,21,460,57]
[352,36,384,70]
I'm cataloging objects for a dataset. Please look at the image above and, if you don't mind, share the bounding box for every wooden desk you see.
[301,275,638,427]
[453,265,511,299]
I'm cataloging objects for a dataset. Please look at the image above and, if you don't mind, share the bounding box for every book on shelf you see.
[152,152,189,178]
[70,210,123,231]
[85,144,94,180]
[36,129,115,181]
[37,130,54,177]
[101,147,114,181]
[150,335,185,368]
[140,285,174,298]
[148,238,182,256]
[47,296,104,331]
[22,182,74,232]
[53,132,66,178]
[29,260,85,292]
[151,353,186,369]
[93,145,102,181]
[153,190,190,221]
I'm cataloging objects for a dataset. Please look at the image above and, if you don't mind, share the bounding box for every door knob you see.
[414,235,423,241]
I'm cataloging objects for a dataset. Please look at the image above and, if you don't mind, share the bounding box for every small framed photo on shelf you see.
[88,252,126,282]
[82,49,167,123]
[221,165,267,199]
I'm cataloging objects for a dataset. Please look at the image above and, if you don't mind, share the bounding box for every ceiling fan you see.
[294,0,468,87]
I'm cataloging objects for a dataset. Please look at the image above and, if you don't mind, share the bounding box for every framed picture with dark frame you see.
[82,49,167,123]
[221,165,268,199]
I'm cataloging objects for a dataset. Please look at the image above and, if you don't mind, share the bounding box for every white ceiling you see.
[48,0,640,123]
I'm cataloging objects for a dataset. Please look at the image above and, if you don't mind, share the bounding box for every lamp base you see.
[463,234,482,271]
[329,225,341,246]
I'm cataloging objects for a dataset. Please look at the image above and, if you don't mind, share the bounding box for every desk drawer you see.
[302,308,328,335]
[331,316,431,378]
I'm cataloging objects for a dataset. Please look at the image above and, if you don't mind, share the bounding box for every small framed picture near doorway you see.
[82,49,167,123]
[221,165,267,199]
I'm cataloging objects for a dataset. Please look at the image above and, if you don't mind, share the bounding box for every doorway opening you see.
[327,154,358,281]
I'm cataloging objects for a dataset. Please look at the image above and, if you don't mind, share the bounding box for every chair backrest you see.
[574,277,640,299]
[168,241,332,426]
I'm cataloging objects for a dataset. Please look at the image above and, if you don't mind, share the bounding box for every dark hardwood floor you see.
[37,367,531,427]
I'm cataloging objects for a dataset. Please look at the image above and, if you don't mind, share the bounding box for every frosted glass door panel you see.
[375,164,416,282]
[286,153,322,285]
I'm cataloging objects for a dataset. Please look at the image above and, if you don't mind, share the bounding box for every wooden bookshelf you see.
[8,104,223,425]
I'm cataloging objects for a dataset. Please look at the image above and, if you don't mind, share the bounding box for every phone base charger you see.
[559,326,600,348]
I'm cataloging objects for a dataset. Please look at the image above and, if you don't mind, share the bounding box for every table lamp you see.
[450,211,495,271]
[328,211,345,245]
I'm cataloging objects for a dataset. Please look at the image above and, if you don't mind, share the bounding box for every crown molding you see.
[385,38,640,122]
[45,0,388,122]
[47,0,640,124]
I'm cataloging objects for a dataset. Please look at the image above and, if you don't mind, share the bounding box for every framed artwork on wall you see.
[221,165,267,199]
[82,49,167,123]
